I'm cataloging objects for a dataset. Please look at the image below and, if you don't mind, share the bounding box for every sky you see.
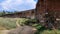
[0,0,37,12]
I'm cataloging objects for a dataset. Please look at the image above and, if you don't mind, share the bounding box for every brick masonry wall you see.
[36,0,60,28]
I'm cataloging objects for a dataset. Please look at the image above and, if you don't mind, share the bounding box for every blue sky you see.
[0,0,37,12]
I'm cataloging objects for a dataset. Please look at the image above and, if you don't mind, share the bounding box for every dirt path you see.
[0,30,11,34]
[0,26,37,34]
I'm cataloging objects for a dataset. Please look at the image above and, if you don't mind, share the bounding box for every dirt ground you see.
[0,26,37,34]
[0,30,11,34]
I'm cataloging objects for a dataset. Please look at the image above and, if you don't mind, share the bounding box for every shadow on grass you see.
[35,26,47,34]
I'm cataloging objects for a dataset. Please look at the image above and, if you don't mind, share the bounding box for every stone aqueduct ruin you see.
[1,0,60,28]
[1,9,35,19]
[36,0,60,28]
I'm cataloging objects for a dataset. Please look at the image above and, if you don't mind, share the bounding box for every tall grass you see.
[0,17,18,30]
[0,17,30,30]
[0,17,17,34]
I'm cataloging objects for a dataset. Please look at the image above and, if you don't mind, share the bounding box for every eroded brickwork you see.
[36,0,60,28]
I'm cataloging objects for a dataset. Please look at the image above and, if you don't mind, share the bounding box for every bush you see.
[19,18,37,26]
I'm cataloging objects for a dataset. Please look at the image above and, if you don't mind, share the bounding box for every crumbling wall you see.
[35,0,60,29]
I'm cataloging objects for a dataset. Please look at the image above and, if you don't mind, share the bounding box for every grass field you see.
[0,17,18,34]
[0,17,19,30]
[0,17,29,30]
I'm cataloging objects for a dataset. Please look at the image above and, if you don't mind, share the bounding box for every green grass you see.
[0,17,22,29]
[40,30,60,34]
[0,17,30,30]
[35,27,60,34]
[0,17,19,30]
[33,24,60,34]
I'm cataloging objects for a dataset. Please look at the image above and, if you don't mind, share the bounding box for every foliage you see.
[0,12,4,16]
[38,30,60,34]
[19,18,37,26]
[18,18,29,25]
[0,11,14,16]
[33,24,60,34]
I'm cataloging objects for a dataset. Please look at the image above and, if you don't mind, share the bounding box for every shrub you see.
[19,18,37,26]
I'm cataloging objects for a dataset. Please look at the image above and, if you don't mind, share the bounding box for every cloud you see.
[0,0,36,11]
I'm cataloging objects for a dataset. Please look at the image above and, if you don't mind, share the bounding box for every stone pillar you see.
[35,0,47,25]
